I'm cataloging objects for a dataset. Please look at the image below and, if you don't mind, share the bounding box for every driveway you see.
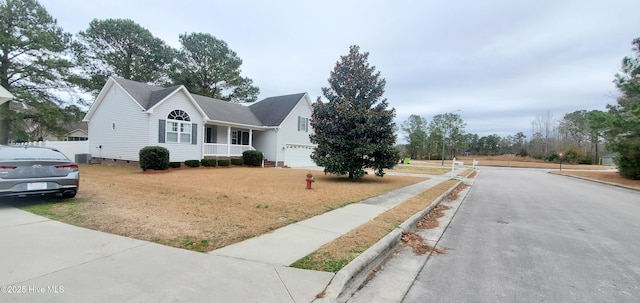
[0,202,331,303]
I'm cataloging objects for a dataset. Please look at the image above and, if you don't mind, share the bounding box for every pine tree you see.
[0,0,73,144]
[608,38,640,179]
[310,45,400,179]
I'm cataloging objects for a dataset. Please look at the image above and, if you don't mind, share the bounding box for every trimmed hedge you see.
[139,146,170,171]
[231,158,243,166]
[169,162,181,168]
[201,158,217,167]
[185,160,200,167]
[243,150,263,166]
[217,159,230,167]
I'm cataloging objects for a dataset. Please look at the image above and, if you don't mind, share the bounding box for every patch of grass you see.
[159,237,212,253]
[291,179,459,272]
[457,169,473,177]
[182,238,210,252]
[291,252,350,273]
[19,198,85,224]
[391,165,450,175]
[553,171,640,189]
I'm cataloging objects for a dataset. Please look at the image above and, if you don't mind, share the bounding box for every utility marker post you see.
[558,152,564,171]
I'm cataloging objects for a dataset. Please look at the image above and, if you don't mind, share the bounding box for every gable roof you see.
[89,77,307,128]
[112,77,182,110]
[192,95,263,126]
[250,93,307,126]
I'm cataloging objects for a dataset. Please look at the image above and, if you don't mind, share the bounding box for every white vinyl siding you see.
[148,90,203,162]
[275,95,316,166]
[87,83,149,161]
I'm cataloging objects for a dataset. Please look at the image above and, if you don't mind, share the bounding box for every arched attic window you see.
[168,109,191,121]
[160,109,197,144]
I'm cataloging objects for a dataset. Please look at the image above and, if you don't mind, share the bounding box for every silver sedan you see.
[0,145,79,199]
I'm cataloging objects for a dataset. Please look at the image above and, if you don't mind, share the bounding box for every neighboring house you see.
[61,122,89,141]
[82,77,316,167]
[601,152,619,166]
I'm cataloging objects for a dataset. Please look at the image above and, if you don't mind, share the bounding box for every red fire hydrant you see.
[306,171,314,189]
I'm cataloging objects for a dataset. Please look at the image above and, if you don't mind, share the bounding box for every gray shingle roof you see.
[249,93,306,126]
[192,95,263,126]
[112,78,304,128]
[112,77,181,110]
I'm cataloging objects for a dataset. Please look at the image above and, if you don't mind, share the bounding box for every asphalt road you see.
[402,167,640,303]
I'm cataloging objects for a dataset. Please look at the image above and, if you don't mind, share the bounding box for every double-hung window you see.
[298,116,309,132]
[166,110,191,143]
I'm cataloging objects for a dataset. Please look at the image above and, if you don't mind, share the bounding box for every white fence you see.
[16,141,91,160]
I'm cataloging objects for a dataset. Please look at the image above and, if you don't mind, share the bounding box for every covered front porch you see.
[203,124,260,157]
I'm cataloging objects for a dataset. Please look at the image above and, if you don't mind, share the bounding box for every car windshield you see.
[0,146,69,161]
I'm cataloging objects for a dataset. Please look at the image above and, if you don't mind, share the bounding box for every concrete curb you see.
[315,178,465,303]
[550,172,640,192]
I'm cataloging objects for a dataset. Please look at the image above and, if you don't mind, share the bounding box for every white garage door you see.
[284,144,316,167]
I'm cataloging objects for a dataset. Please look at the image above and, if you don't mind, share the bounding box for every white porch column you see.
[227,126,231,157]
[202,122,206,158]
[249,129,253,147]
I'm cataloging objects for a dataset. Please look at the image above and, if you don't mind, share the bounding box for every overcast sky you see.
[40,0,639,138]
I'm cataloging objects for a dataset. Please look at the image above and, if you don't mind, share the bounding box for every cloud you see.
[39,0,639,138]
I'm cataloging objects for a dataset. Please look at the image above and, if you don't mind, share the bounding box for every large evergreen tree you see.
[608,37,640,179]
[310,45,399,179]
[71,18,175,95]
[168,33,259,102]
[0,0,73,144]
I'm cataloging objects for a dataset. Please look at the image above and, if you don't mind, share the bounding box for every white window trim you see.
[231,130,250,145]
[166,120,192,143]
[298,116,309,132]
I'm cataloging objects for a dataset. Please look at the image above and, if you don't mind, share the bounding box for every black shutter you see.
[297,116,301,131]
[159,119,166,143]
[192,123,198,145]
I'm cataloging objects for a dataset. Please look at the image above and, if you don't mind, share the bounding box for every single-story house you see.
[601,152,618,166]
[61,122,88,141]
[83,77,316,167]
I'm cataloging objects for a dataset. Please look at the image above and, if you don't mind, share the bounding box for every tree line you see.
[401,37,640,180]
[401,110,606,164]
[0,0,259,144]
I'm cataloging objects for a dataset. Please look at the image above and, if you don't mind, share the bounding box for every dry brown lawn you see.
[554,171,640,189]
[291,179,459,272]
[457,155,611,170]
[67,165,426,251]
[389,165,451,175]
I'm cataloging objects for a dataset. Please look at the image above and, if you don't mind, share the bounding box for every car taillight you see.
[0,165,16,170]
[55,163,79,170]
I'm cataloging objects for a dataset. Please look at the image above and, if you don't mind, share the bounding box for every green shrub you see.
[217,159,230,167]
[231,158,243,166]
[184,160,200,167]
[139,146,170,171]
[615,143,640,180]
[169,162,181,168]
[243,150,263,166]
[201,158,217,167]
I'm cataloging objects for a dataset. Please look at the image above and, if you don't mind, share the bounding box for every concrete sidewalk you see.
[0,168,466,302]
[209,176,445,265]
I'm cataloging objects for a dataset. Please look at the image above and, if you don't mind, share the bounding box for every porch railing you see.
[204,143,255,157]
